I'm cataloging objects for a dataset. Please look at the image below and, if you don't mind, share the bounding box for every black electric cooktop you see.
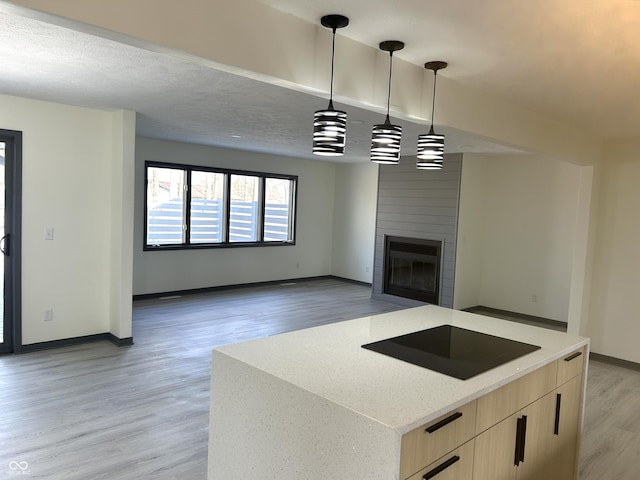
[361,325,540,380]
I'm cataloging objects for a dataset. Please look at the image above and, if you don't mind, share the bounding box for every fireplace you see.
[383,236,442,304]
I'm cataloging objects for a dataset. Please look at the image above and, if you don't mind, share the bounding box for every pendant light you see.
[313,14,349,157]
[416,61,448,169]
[371,40,405,165]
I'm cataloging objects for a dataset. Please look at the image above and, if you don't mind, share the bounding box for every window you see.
[190,170,224,244]
[230,174,260,243]
[146,166,186,245]
[264,177,293,242]
[145,161,297,249]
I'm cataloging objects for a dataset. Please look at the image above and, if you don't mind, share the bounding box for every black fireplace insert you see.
[383,236,442,304]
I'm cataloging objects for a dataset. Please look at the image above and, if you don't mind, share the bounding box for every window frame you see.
[144,161,297,251]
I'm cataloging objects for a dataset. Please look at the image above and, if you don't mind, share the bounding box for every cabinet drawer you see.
[556,346,586,386]
[400,401,476,479]
[406,440,474,480]
[476,361,557,434]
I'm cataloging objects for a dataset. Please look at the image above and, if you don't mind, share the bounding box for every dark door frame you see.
[0,129,23,354]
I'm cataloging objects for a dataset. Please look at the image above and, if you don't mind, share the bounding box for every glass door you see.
[0,130,22,354]
[0,140,5,351]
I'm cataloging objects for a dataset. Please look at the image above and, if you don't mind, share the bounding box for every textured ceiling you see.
[263,0,640,140]
[2,1,639,163]
[0,8,524,163]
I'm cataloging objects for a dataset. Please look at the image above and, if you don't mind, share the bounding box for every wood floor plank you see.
[0,278,638,479]
[578,359,640,480]
[0,279,405,479]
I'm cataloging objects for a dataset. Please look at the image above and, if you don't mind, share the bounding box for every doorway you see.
[0,129,22,354]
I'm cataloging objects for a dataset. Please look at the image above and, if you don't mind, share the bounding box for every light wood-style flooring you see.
[578,359,640,479]
[0,278,637,479]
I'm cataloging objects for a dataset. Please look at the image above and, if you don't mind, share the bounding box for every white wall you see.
[588,140,640,362]
[109,111,136,339]
[0,94,134,345]
[455,153,583,323]
[453,158,485,309]
[331,162,379,283]
[133,138,337,295]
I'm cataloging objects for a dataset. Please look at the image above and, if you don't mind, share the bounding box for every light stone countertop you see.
[214,305,589,435]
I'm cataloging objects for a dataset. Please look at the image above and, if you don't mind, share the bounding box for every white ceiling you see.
[263,0,640,140]
[2,1,639,163]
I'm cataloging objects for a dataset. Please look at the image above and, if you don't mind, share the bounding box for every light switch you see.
[45,227,54,240]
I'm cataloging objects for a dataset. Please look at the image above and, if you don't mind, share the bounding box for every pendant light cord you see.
[430,70,438,129]
[385,52,394,124]
[328,27,337,110]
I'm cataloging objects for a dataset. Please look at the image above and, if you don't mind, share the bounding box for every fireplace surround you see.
[372,153,462,308]
[383,236,442,304]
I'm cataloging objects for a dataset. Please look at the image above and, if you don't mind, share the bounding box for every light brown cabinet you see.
[473,348,585,480]
[557,346,585,385]
[400,401,477,479]
[548,373,583,478]
[516,390,559,480]
[474,389,559,480]
[399,347,585,480]
[475,362,557,434]
[407,440,475,480]
[473,412,520,480]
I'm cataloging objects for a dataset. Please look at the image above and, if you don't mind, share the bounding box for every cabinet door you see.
[473,413,518,480]
[548,375,582,479]
[473,355,585,480]
[516,391,557,480]
[474,392,560,480]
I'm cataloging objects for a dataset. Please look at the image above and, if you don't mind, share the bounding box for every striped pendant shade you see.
[313,105,347,156]
[371,118,402,164]
[371,40,405,165]
[313,15,349,157]
[416,126,445,169]
[417,61,448,170]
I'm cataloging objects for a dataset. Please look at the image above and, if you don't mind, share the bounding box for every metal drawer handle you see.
[0,234,9,256]
[514,415,528,466]
[564,351,582,362]
[554,393,562,435]
[425,412,463,434]
[422,455,460,479]
[514,417,523,466]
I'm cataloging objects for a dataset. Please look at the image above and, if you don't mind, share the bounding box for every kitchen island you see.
[207,305,589,480]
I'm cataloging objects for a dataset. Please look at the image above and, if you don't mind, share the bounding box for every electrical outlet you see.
[44,308,54,321]
[295,262,300,269]
[44,227,54,240]
[531,294,538,303]
[365,266,370,273]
